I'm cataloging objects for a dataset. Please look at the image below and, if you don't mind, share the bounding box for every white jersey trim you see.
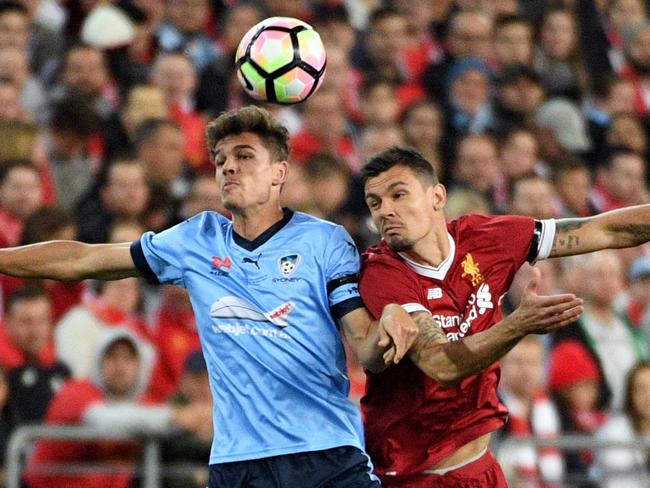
[535,219,556,261]
[399,233,456,280]
[401,303,431,314]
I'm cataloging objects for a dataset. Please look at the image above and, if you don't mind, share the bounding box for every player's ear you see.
[431,183,446,212]
[272,160,289,186]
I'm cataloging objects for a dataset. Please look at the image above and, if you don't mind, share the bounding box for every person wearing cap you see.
[548,340,608,483]
[25,329,212,488]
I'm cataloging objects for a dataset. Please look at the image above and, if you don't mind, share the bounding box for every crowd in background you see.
[0,0,648,486]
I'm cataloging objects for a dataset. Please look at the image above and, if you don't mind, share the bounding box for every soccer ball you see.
[235,17,327,105]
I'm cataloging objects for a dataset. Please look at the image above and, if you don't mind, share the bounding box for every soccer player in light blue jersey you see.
[0,105,418,487]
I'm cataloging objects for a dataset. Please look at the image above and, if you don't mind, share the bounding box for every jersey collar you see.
[232,208,294,252]
[398,233,456,280]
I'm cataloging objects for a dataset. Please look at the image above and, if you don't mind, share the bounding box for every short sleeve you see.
[130,223,189,286]
[323,225,364,320]
[360,258,425,320]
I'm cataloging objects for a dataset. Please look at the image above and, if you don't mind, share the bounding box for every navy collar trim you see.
[232,208,294,251]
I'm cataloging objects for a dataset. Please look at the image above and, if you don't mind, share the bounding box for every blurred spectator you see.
[443,57,493,151]
[498,336,564,486]
[585,76,636,164]
[290,88,359,171]
[26,329,212,488]
[45,93,102,211]
[0,366,13,474]
[75,158,150,243]
[548,340,608,486]
[0,159,43,247]
[133,118,188,201]
[319,44,363,123]
[593,361,650,488]
[534,7,588,101]
[0,206,85,321]
[0,79,26,121]
[452,133,504,207]
[536,98,592,155]
[157,0,220,72]
[312,3,357,58]
[148,286,200,402]
[400,100,443,179]
[620,21,650,117]
[499,127,543,182]
[150,52,208,169]
[604,113,648,158]
[552,157,597,217]
[359,124,405,164]
[162,350,212,488]
[444,187,491,220]
[359,78,400,126]
[0,1,64,78]
[304,152,353,221]
[493,14,534,68]
[491,63,546,136]
[350,7,409,85]
[104,83,168,162]
[423,9,493,101]
[0,287,69,424]
[553,251,648,410]
[617,256,650,342]
[55,43,117,119]
[590,147,648,213]
[509,173,562,219]
[0,45,47,119]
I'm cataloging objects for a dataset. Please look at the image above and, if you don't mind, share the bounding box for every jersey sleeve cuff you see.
[330,297,365,321]
[535,219,556,262]
[401,303,431,314]
[130,240,160,285]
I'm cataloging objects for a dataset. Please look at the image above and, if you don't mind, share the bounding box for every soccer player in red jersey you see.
[359,147,650,487]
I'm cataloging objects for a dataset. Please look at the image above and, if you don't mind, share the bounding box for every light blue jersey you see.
[130,209,368,464]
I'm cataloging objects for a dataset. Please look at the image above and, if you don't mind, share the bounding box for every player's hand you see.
[510,267,584,335]
[378,304,418,364]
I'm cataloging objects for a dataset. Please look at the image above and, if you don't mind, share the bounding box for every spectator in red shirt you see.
[26,329,211,488]
[0,288,70,425]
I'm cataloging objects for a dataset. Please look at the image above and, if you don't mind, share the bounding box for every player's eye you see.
[367,200,380,210]
[238,153,253,160]
[394,191,406,199]
[214,158,225,167]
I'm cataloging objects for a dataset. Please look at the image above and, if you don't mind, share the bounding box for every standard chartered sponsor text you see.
[211,322,290,339]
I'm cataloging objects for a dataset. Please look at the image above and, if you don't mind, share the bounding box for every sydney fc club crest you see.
[279,254,301,276]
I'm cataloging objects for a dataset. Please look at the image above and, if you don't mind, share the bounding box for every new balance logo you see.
[427,287,443,300]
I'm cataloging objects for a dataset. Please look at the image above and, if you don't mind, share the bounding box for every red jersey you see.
[360,214,554,480]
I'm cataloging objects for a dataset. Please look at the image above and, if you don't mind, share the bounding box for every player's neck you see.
[400,226,450,268]
[231,205,285,241]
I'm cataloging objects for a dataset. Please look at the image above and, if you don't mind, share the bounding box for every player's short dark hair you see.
[361,146,438,187]
[206,105,289,163]
[6,286,49,313]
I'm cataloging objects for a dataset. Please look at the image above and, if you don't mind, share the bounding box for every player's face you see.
[365,165,446,251]
[213,132,287,213]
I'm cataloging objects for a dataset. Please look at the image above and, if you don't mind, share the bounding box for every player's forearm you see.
[601,204,650,248]
[0,241,137,281]
[347,321,390,374]
[408,314,523,387]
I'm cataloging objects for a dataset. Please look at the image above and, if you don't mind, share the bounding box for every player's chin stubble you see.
[385,236,414,252]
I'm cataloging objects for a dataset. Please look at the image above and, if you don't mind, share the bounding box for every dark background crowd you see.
[0,0,648,486]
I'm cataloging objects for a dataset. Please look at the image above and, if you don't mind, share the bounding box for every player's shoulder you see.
[450,213,535,241]
[179,211,231,236]
[289,210,350,239]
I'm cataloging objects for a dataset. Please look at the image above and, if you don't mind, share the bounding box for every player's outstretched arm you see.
[549,204,650,257]
[407,269,583,387]
[340,304,418,374]
[0,241,139,281]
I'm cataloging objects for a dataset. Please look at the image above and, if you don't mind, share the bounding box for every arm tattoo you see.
[611,223,650,245]
[408,313,448,364]
[551,219,587,255]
